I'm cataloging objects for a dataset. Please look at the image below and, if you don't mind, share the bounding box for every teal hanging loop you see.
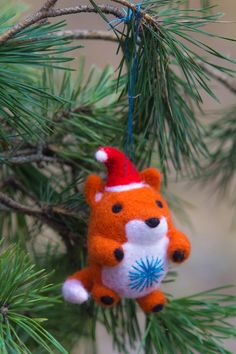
[109,4,141,169]
[125,4,141,165]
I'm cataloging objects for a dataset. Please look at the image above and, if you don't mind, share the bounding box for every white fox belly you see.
[101,236,169,299]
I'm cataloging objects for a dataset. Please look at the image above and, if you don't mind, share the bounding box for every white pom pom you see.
[62,279,89,304]
[95,149,108,163]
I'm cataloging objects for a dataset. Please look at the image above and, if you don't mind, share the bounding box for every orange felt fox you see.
[62,147,191,313]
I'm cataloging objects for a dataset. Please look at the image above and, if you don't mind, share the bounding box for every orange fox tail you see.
[62,267,93,304]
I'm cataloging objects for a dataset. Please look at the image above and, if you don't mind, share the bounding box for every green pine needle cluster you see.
[0,244,67,353]
[0,1,80,143]
[142,287,236,354]
[98,283,236,354]
[203,108,236,201]
[109,0,235,174]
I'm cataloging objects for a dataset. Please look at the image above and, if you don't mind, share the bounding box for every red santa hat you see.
[95,146,145,192]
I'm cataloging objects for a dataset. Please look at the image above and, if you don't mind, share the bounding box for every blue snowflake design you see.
[128,256,165,293]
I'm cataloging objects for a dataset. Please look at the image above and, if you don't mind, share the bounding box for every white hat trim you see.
[105,182,148,192]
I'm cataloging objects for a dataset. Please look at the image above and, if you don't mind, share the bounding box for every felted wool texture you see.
[63,165,191,312]
[136,289,166,313]
[88,236,124,267]
[101,218,169,298]
[140,167,162,192]
[68,267,93,291]
[96,146,142,187]
[62,279,89,304]
[91,283,120,307]
[167,229,191,262]
[87,185,173,247]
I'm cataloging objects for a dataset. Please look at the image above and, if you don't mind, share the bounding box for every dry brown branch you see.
[0,3,123,44]
[0,176,42,205]
[10,30,119,46]
[0,0,158,45]
[54,29,118,42]
[47,5,123,19]
[0,190,84,257]
[0,191,80,219]
[40,0,59,12]
[3,154,57,165]
[0,192,43,216]
[53,105,93,122]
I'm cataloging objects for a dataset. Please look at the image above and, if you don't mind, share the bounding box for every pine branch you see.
[95,279,236,354]
[46,5,123,20]
[105,0,236,173]
[2,154,57,165]
[140,286,236,354]
[0,190,84,257]
[199,61,236,94]
[12,30,118,44]
[202,107,236,199]
[54,29,118,42]
[0,191,84,223]
[0,244,68,353]
[0,176,41,205]
[110,0,158,26]
[53,104,94,122]
[0,192,43,216]
[40,0,59,12]
[0,1,236,352]
[0,3,123,44]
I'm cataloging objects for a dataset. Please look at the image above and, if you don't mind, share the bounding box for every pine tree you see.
[0,0,235,353]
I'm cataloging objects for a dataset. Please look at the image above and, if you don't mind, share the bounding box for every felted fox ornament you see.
[62,147,191,313]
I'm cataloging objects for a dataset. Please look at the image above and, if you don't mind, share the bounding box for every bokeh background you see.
[23,1,236,352]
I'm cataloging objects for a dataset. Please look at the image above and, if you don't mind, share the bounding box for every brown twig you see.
[0,4,123,44]
[0,176,41,205]
[54,29,118,42]
[0,191,81,219]
[198,61,236,95]
[0,192,43,216]
[53,105,94,122]
[1,144,57,164]
[40,0,59,12]
[0,191,83,257]
[3,154,57,165]
[11,30,118,45]
[47,5,123,19]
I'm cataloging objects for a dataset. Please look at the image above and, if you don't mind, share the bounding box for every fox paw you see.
[114,248,124,262]
[172,249,187,263]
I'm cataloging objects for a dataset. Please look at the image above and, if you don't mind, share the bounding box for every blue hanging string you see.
[126,4,141,166]
[109,4,141,170]
[108,7,133,28]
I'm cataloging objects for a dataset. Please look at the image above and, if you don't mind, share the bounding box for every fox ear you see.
[140,168,161,191]
[84,174,104,207]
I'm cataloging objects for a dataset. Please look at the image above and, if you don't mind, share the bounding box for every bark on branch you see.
[3,154,57,165]
[40,0,59,12]
[0,192,43,216]
[0,3,123,44]
[54,29,118,42]
[0,191,84,257]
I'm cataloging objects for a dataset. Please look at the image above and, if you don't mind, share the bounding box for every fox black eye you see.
[156,200,163,208]
[112,203,123,213]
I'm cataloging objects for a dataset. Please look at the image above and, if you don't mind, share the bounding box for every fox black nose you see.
[145,218,160,228]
